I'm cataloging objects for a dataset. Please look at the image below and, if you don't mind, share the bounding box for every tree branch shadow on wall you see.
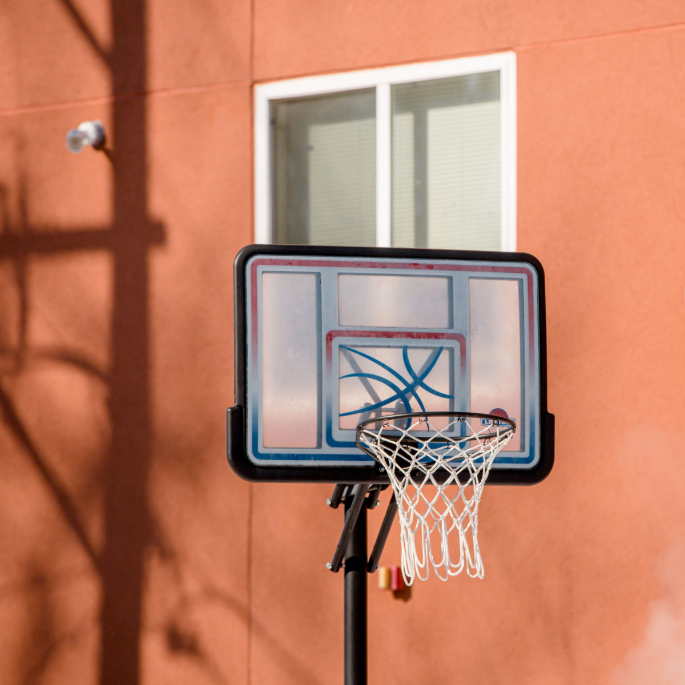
[0,1,332,684]
[0,0,157,678]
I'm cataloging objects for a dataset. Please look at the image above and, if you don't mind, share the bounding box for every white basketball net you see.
[358,414,515,585]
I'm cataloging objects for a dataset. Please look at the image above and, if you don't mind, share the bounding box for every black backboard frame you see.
[227,244,554,484]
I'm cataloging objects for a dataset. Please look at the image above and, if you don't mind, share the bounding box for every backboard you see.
[227,244,554,484]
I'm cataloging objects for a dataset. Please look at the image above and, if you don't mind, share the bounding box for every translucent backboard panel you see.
[338,345,454,430]
[261,272,320,448]
[228,245,554,484]
[469,278,522,451]
[338,274,450,328]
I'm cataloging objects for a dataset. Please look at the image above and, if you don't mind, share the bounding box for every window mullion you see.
[500,56,517,251]
[256,89,272,243]
[376,83,392,248]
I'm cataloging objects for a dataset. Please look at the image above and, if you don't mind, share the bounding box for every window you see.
[255,53,516,251]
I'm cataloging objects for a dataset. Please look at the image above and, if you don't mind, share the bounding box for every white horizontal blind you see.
[308,116,376,246]
[392,72,501,251]
[427,100,500,249]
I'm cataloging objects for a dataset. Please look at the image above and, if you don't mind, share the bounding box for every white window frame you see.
[254,52,517,250]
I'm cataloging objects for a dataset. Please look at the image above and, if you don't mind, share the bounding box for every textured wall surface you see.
[1,1,685,684]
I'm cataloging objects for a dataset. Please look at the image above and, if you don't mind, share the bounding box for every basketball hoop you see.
[356,412,516,585]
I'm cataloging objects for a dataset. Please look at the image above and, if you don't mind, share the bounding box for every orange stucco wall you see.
[2,2,685,684]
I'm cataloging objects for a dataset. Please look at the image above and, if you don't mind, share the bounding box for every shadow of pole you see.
[98,1,152,683]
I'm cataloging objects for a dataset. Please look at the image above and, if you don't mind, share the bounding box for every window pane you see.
[392,72,501,251]
[271,90,376,246]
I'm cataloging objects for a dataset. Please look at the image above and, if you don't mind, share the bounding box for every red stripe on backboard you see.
[326,330,466,375]
[527,282,535,369]
[249,257,537,381]
[250,263,258,373]
[250,257,532,275]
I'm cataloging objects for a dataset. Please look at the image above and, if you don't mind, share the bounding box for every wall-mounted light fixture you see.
[66,120,106,154]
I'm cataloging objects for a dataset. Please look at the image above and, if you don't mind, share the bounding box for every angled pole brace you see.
[367,497,397,573]
[327,484,369,572]
[327,484,396,574]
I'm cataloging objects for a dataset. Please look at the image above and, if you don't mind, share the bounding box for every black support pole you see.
[344,494,367,685]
